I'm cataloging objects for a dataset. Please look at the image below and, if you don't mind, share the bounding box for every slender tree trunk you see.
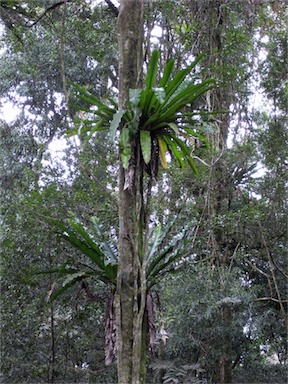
[115,1,146,383]
[220,304,232,384]
[194,3,234,383]
[48,245,56,384]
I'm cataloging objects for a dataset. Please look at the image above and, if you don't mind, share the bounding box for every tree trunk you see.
[220,304,232,384]
[115,1,146,383]
[194,3,234,383]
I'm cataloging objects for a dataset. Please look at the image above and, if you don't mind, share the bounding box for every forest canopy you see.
[0,1,287,383]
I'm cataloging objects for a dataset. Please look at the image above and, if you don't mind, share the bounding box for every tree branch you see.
[27,0,72,27]
[104,0,119,17]
[258,222,287,322]
[253,297,288,304]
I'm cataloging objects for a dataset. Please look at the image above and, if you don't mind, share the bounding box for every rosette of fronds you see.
[42,214,194,363]
[45,215,192,300]
[68,50,215,179]
[150,362,206,384]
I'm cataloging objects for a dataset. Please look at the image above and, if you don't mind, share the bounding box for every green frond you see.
[129,88,142,107]
[47,217,116,281]
[158,138,168,169]
[70,82,114,112]
[159,58,175,88]
[145,50,160,90]
[140,130,152,164]
[163,53,207,102]
[171,135,198,175]
[109,109,124,142]
[119,127,132,169]
[45,213,194,300]
[163,136,185,168]
[91,217,118,264]
[47,271,90,302]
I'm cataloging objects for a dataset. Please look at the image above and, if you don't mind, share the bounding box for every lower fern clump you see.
[40,214,195,366]
[150,361,207,384]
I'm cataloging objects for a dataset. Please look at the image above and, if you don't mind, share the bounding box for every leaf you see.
[67,219,104,258]
[119,127,131,169]
[129,88,142,107]
[164,136,185,168]
[142,89,156,116]
[164,66,194,101]
[159,58,175,88]
[47,217,114,280]
[167,123,178,133]
[47,271,87,302]
[158,138,168,169]
[161,80,215,121]
[148,224,163,261]
[128,108,141,136]
[119,127,130,148]
[91,217,118,263]
[109,109,124,142]
[140,130,152,164]
[62,271,88,286]
[148,247,189,289]
[180,127,208,148]
[147,244,174,280]
[146,50,160,90]
[120,150,131,169]
[147,219,185,280]
[164,54,205,100]
[71,82,115,114]
[67,117,107,138]
[172,135,198,175]
[107,96,118,109]
[153,87,166,104]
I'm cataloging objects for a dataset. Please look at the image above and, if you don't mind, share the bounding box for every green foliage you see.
[70,50,215,175]
[150,361,206,384]
[44,214,194,299]
[44,214,118,301]
[159,264,253,381]
[140,130,152,164]
[233,361,288,383]
[1,1,287,383]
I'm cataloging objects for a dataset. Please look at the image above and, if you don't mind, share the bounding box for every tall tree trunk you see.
[194,2,233,382]
[115,1,146,383]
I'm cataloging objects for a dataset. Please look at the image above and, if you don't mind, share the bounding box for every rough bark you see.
[115,1,146,383]
[194,2,234,382]
[117,0,144,108]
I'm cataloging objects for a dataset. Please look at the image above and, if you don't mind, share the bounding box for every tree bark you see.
[115,1,145,383]
[220,304,232,384]
[194,3,234,383]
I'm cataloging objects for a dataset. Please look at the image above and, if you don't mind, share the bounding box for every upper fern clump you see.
[69,50,215,178]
